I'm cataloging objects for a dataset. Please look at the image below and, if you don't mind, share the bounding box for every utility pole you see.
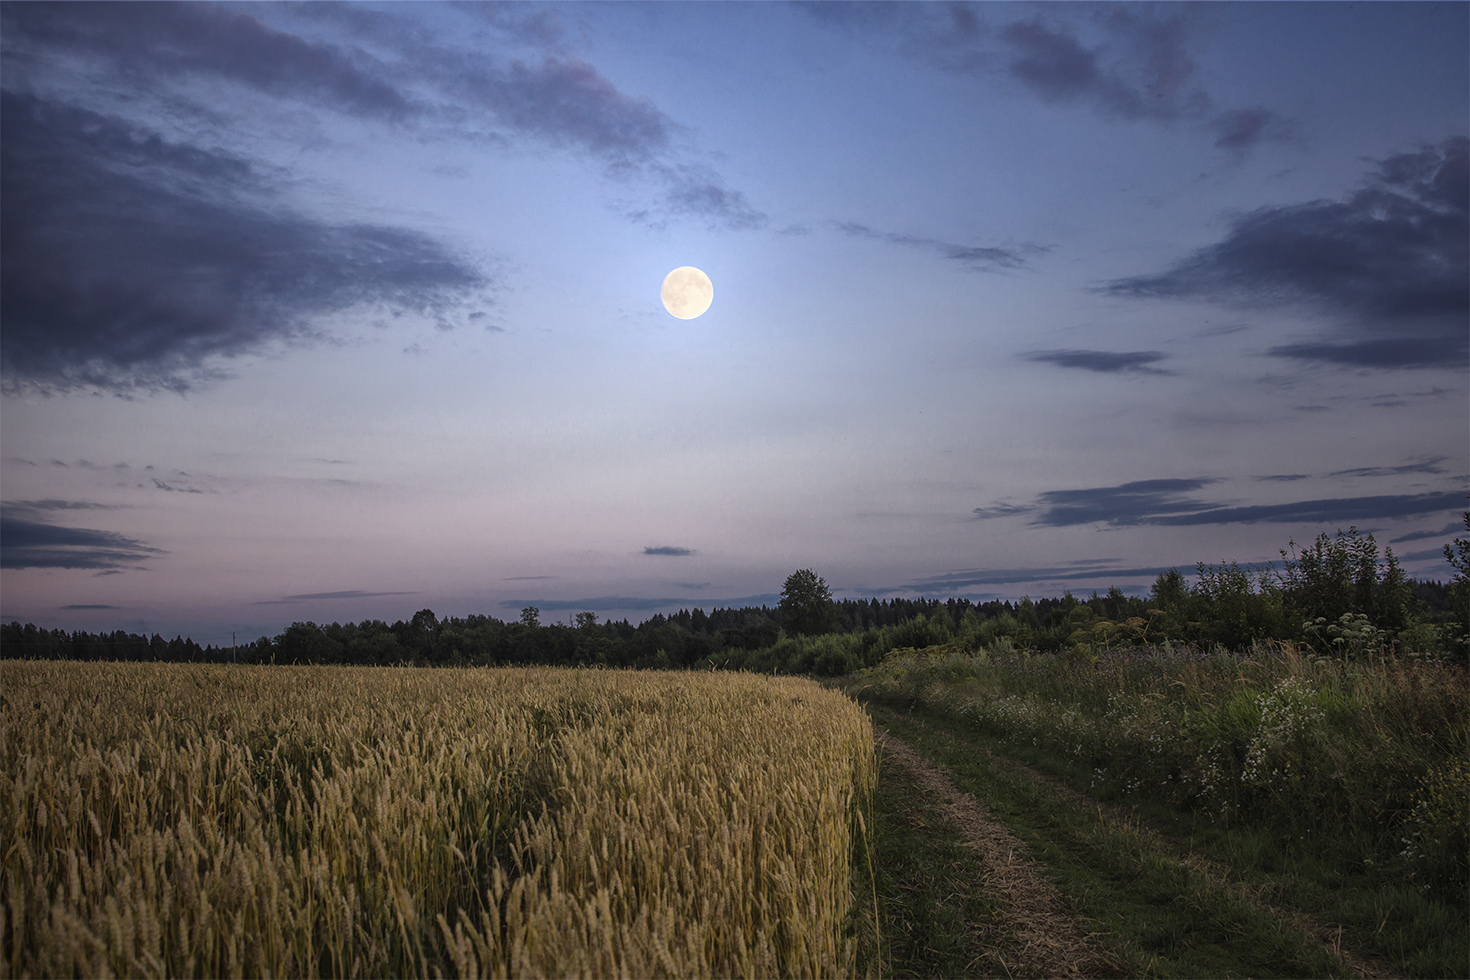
[232,631,237,664]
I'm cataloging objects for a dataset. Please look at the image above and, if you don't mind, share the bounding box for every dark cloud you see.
[1022,349,1172,374]
[61,604,118,610]
[1029,478,1221,527]
[1002,20,1106,104]
[0,511,165,570]
[1267,337,1465,369]
[989,478,1464,528]
[1104,138,1469,368]
[998,12,1207,122]
[644,546,694,557]
[1329,456,1448,479]
[1145,492,1465,527]
[1,91,490,392]
[1256,474,1311,483]
[975,478,1465,529]
[1001,11,1289,151]
[835,221,1040,271]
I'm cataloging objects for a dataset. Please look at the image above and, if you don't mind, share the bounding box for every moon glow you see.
[661,266,714,319]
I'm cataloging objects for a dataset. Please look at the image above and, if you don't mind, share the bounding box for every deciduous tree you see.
[779,569,839,637]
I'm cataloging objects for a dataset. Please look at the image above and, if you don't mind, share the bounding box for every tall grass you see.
[0,662,876,978]
[854,643,1468,896]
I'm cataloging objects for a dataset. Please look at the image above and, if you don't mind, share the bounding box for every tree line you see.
[4,521,1466,673]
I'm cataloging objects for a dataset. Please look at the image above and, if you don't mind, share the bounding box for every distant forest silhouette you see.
[5,523,1464,673]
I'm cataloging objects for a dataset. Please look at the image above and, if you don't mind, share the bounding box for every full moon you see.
[661,266,714,319]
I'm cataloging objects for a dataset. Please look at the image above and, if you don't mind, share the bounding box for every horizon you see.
[5,549,1461,647]
[2,2,1466,647]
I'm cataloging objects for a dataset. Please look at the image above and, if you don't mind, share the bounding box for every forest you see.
[4,522,1467,673]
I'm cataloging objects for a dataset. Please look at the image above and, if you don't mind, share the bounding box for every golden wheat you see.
[0,662,877,979]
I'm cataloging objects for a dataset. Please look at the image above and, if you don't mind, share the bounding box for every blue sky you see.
[2,2,1466,642]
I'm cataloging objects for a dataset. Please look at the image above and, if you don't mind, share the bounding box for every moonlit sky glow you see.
[1,2,1466,642]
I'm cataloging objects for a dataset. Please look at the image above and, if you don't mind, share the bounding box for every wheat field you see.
[0,661,877,978]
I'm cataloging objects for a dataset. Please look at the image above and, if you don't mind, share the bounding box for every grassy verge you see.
[868,700,1384,979]
[866,691,1470,977]
[847,643,1468,976]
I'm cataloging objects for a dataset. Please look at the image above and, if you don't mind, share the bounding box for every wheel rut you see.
[877,729,1120,979]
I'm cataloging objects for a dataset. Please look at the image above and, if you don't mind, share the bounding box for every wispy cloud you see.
[4,499,126,516]
[1103,138,1469,368]
[1328,456,1448,479]
[835,221,1041,271]
[1,2,764,233]
[152,478,205,495]
[1390,521,1464,544]
[1400,546,1459,563]
[2,2,412,119]
[809,5,1290,153]
[253,589,418,605]
[1022,349,1172,374]
[1209,108,1293,153]
[644,546,694,556]
[970,502,1035,520]
[899,562,1182,594]
[501,594,779,613]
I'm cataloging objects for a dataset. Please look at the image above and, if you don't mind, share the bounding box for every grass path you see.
[864,701,1411,979]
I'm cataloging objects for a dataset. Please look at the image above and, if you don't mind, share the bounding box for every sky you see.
[1,1,1466,643]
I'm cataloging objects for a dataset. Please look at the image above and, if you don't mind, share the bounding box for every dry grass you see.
[0,662,876,978]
